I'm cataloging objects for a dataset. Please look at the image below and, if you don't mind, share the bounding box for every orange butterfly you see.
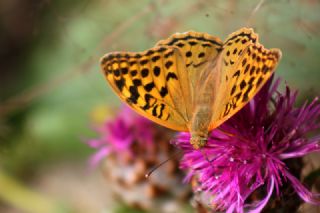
[100,28,281,149]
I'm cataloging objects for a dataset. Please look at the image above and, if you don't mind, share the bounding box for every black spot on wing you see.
[146,50,154,56]
[141,68,149,77]
[152,104,158,116]
[176,42,185,47]
[188,41,197,46]
[152,55,161,62]
[242,84,253,103]
[159,87,168,97]
[140,59,148,65]
[223,103,232,116]
[165,61,173,69]
[144,82,155,92]
[234,92,242,101]
[153,66,161,76]
[244,64,250,74]
[130,70,137,77]
[114,69,120,77]
[158,47,167,52]
[121,67,128,75]
[133,79,142,86]
[233,70,240,78]
[242,58,247,67]
[166,72,178,81]
[250,66,255,75]
[256,76,264,88]
[230,85,236,95]
[128,86,139,104]
[239,80,246,90]
[198,52,205,58]
[164,51,174,58]
[134,54,142,59]
[158,104,165,118]
[115,78,125,91]
[141,94,155,110]
[233,48,238,54]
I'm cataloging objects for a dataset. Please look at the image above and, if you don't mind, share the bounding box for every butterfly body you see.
[100,28,281,149]
[188,54,221,149]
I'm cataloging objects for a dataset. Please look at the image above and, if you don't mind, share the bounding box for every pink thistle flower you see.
[87,106,189,212]
[175,78,320,212]
[87,106,156,166]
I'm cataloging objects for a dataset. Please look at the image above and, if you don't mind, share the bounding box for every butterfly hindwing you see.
[209,28,282,130]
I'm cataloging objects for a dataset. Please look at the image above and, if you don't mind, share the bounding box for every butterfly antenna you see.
[145,149,183,179]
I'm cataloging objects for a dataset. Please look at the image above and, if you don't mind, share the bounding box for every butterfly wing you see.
[209,28,282,130]
[100,32,223,132]
[101,47,188,131]
[156,31,223,108]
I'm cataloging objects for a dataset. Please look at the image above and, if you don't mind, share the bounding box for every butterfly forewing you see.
[221,28,258,67]
[101,47,190,131]
[209,28,282,130]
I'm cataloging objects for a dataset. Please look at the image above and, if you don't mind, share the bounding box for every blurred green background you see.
[0,0,319,212]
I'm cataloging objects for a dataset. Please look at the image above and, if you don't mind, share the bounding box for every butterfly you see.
[100,28,281,149]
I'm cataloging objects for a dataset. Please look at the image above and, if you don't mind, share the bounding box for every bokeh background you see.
[0,0,319,212]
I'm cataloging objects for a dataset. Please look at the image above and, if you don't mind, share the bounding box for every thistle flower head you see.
[87,106,156,166]
[175,78,320,212]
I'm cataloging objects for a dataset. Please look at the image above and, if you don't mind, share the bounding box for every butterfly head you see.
[190,133,208,150]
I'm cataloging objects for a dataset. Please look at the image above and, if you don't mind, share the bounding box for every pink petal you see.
[226,203,237,213]
[285,170,320,205]
[89,147,111,167]
[247,176,274,213]
[280,142,320,159]
[86,139,105,148]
